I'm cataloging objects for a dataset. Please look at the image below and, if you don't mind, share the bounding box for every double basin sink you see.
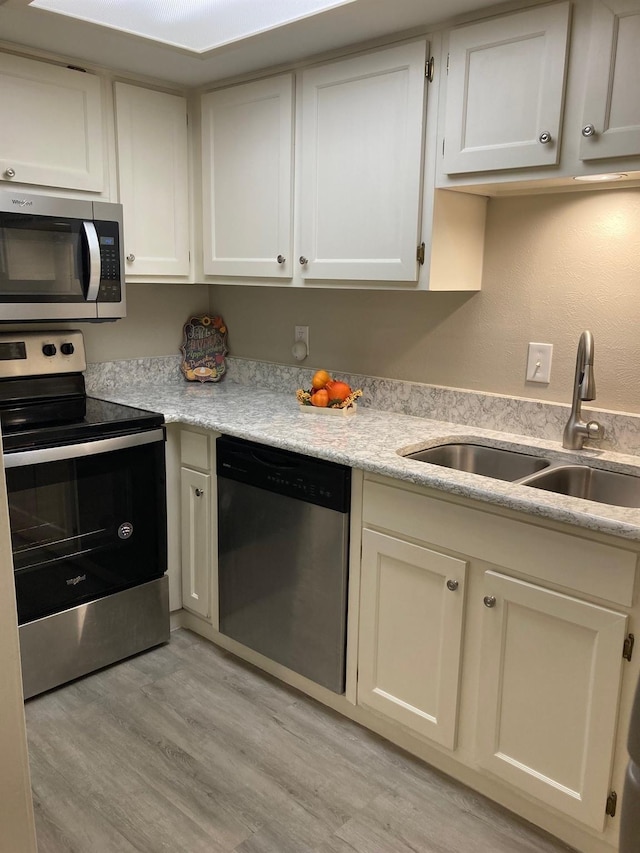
[401,442,640,509]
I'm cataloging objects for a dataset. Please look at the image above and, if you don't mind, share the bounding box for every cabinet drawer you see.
[363,479,637,606]
[180,429,210,471]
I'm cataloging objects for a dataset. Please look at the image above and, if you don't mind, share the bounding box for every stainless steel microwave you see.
[0,190,125,322]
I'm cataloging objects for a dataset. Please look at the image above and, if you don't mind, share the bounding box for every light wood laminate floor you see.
[25,629,575,853]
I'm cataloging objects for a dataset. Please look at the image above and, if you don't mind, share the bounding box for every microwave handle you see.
[82,221,101,302]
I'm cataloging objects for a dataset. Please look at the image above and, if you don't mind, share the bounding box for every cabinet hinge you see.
[426,57,434,83]
[605,791,617,818]
[442,138,445,158]
[417,242,425,265]
[623,633,635,661]
[446,53,450,75]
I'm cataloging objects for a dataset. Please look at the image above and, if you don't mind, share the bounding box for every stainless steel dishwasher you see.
[217,435,351,693]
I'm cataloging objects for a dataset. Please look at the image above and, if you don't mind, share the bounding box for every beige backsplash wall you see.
[73,188,640,415]
[210,187,640,414]
[75,284,210,364]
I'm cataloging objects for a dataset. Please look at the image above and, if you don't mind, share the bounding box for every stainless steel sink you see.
[520,465,640,508]
[403,443,550,482]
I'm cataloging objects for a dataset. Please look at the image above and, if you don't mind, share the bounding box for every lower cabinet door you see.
[180,467,211,619]
[357,529,467,749]
[476,570,628,830]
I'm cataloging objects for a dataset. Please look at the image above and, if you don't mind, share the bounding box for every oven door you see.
[4,429,167,625]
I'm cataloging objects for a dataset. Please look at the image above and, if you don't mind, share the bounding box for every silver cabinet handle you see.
[446,579,459,592]
[538,131,552,144]
[3,168,15,178]
[126,253,136,263]
[299,256,308,265]
[277,255,286,264]
[581,124,596,138]
[194,488,204,497]
[483,595,497,608]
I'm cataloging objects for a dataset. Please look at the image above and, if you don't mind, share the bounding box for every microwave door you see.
[81,221,100,302]
[0,213,94,318]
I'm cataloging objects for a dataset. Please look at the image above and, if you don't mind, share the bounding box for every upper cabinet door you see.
[0,53,104,192]
[202,75,294,279]
[298,40,427,282]
[115,83,190,278]
[579,0,640,160]
[443,3,570,174]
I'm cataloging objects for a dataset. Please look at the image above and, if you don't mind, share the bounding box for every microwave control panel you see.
[95,220,122,302]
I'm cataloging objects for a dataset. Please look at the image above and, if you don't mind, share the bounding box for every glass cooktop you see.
[1,396,164,453]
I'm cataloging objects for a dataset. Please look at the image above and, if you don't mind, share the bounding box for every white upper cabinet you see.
[298,40,427,282]
[202,74,294,279]
[0,53,104,192]
[579,0,640,161]
[114,83,190,278]
[442,3,571,174]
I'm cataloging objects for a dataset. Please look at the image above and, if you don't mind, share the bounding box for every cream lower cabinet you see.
[179,428,218,621]
[359,476,636,835]
[476,570,627,830]
[181,467,212,619]
[358,529,467,749]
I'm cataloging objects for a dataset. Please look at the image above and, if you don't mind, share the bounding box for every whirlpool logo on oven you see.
[66,574,87,587]
[11,198,33,206]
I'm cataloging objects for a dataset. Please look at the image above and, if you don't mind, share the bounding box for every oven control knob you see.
[61,343,75,355]
[42,344,57,357]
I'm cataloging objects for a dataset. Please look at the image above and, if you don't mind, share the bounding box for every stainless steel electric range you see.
[0,330,169,699]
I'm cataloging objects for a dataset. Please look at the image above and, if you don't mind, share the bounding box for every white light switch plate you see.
[526,342,553,383]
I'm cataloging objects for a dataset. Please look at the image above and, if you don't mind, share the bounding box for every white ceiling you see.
[0,0,504,87]
[27,0,358,54]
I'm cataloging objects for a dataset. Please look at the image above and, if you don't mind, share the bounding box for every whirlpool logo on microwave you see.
[66,574,87,586]
[11,198,33,206]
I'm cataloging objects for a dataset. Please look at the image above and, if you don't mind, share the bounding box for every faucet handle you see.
[586,420,605,441]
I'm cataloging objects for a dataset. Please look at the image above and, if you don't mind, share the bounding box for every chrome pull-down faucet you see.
[562,330,605,450]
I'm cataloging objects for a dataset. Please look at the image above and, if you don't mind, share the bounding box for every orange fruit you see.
[326,380,352,402]
[311,388,330,407]
[311,369,332,390]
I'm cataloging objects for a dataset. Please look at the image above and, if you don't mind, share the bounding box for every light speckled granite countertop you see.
[91,380,640,543]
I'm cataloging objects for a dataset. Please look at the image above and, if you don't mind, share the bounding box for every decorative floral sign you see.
[180,315,228,382]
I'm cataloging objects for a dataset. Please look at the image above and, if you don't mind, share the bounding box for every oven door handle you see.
[3,429,164,468]
[82,221,101,302]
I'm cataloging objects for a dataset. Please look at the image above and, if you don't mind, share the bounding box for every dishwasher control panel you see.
[216,435,351,513]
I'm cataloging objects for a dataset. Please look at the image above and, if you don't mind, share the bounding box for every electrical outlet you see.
[295,325,309,354]
[526,342,553,383]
